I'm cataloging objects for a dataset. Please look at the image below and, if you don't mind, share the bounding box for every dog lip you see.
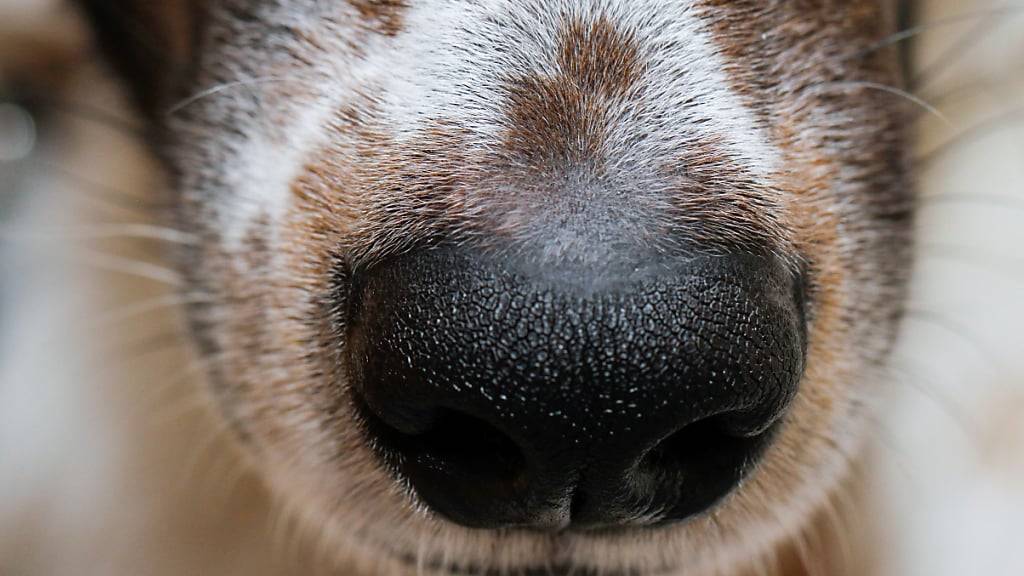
[353,485,685,576]
[381,547,668,576]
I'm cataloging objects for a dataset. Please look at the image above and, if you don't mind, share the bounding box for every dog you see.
[2,1,1023,575]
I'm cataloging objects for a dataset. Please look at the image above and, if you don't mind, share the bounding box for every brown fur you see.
[347,0,408,37]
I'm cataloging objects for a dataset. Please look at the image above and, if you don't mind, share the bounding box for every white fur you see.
[370,0,777,178]
[185,0,780,251]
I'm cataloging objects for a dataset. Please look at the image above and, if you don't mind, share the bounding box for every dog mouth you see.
[378,545,665,576]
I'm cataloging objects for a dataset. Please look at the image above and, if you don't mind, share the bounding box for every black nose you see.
[347,247,805,531]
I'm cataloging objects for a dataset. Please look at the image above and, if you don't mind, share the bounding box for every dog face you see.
[78,1,912,574]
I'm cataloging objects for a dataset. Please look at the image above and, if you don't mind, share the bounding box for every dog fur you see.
[2,1,1023,575]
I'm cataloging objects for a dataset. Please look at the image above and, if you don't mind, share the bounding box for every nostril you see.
[407,408,527,482]
[625,413,777,524]
[602,409,770,522]
[354,392,528,497]
[641,415,771,477]
[566,413,777,529]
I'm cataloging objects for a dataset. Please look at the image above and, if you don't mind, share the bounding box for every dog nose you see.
[347,246,805,530]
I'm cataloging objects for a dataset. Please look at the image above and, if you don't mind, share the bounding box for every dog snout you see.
[346,246,806,531]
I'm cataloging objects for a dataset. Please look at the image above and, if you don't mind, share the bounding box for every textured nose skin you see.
[347,247,806,530]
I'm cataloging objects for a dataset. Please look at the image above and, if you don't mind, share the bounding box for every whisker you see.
[790,523,824,576]
[824,483,857,576]
[268,492,307,572]
[7,158,165,215]
[0,223,197,244]
[885,359,985,446]
[813,81,952,127]
[915,106,1024,169]
[863,409,919,485]
[20,293,203,370]
[809,504,833,576]
[909,0,1017,92]
[762,534,782,576]
[179,410,242,498]
[167,75,299,115]
[92,292,213,329]
[141,352,229,422]
[917,192,1024,211]
[115,328,188,364]
[917,242,1024,283]
[29,95,144,137]
[147,384,211,428]
[852,5,1024,60]
[920,58,1024,107]
[902,307,1003,369]
[77,249,184,285]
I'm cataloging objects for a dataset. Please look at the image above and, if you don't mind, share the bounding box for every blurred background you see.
[1,1,1023,574]
[873,0,1024,573]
